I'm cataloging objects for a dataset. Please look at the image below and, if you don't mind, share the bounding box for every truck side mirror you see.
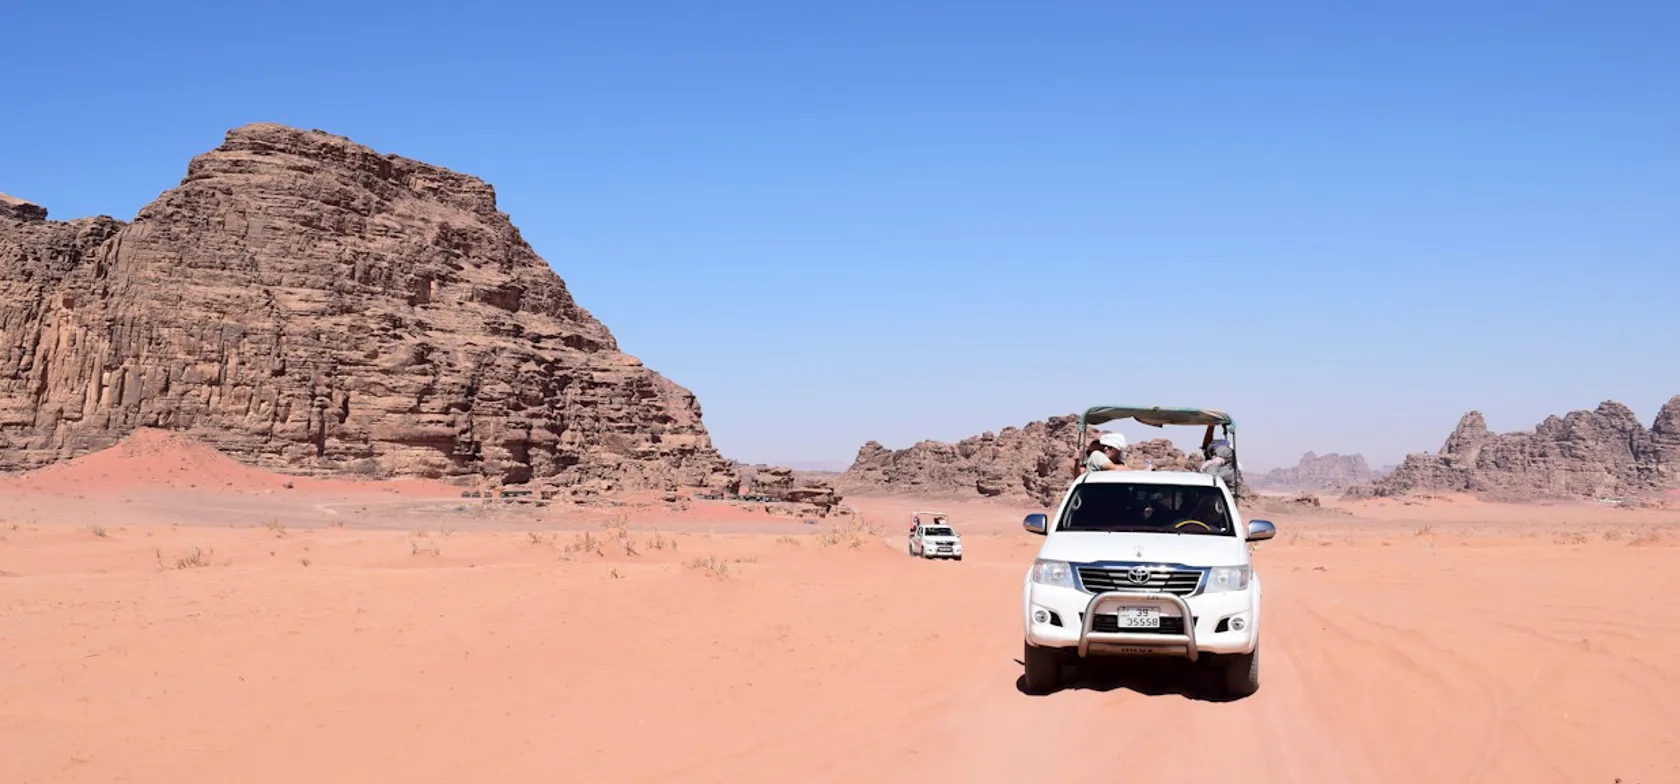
[1247,519,1276,541]
[1023,513,1048,535]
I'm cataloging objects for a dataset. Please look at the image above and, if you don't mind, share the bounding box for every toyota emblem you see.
[1126,566,1152,584]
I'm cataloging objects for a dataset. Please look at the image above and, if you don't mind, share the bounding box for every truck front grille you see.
[1090,614,1190,635]
[1076,565,1203,596]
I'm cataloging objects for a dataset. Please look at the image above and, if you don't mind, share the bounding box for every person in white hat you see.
[1083,432,1131,473]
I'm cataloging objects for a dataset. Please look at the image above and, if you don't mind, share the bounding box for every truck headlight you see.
[1030,559,1075,589]
[1205,565,1250,592]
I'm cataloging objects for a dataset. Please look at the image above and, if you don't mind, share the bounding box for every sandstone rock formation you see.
[843,416,1085,506]
[842,415,1243,506]
[741,464,842,513]
[1361,397,1680,500]
[1653,398,1680,486]
[1254,452,1373,491]
[0,125,737,491]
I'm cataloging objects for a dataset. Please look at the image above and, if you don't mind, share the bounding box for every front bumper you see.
[1024,582,1258,660]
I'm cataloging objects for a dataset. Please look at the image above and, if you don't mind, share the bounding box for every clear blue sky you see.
[3,1,1676,470]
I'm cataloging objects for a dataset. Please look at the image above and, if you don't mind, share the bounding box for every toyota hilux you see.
[1020,467,1274,697]
[909,517,963,560]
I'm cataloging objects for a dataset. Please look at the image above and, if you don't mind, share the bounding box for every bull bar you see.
[1077,590,1201,662]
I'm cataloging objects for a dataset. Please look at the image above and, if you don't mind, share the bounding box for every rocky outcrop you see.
[1364,397,1680,500]
[1254,452,1373,491]
[743,464,842,512]
[0,125,737,491]
[841,415,1246,506]
[1653,397,1680,486]
[843,416,1085,506]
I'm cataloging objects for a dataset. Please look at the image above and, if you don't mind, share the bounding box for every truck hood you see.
[1036,532,1246,567]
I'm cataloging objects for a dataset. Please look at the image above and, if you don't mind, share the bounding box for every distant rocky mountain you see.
[842,416,1084,506]
[1253,452,1373,491]
[1,124,738,493]
[1354,397,1680,500]
[842,414,1233,506]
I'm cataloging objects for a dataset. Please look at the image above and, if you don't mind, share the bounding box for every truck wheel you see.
[1023,642,1062,694]
[954,555,963,562]
[1212,645,1259,698]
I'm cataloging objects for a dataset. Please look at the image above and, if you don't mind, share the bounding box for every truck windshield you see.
[1057,483,1234,536]
[924,527,954,536]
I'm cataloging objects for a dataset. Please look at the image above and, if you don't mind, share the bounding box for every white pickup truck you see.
[909,519,963,561]
[1020,469,1274,697]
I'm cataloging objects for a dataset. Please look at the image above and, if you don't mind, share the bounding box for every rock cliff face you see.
[0,125,736,491]
[1366,397,1680,500]
[1254,452,1372,491]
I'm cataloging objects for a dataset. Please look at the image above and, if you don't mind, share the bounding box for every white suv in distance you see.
[1020,469,1274,698]
[909,521,963,560]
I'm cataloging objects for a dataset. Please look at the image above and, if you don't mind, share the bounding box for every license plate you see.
[937,546,952,552]
[1114,607,1160,628]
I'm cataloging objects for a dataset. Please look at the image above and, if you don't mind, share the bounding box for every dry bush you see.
[775,535,801,547]
[1603,529,1624,542]
[409,538,441,557]
[816,515,879,549]
[602,516,630,539]
[686,555,730,578]
[645,532,669,550]
[88,525,108,538]
[1554,532,1588,546]
[527,531,556,546]
[1414,525,1434,536]
[263,519,287,538]
[621,537,639,556]
[158,546,212,570]
[609,568,623,579]
[566,531,605,556]
[1628,530,1663,547]
[299,558,313,567]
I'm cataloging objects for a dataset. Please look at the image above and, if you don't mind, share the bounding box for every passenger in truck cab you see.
[1083,433,1132,473]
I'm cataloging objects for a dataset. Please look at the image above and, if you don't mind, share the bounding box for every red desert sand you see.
[2,434,1678,783]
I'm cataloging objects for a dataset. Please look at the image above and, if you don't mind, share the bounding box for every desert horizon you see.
[4,119,1676,782]
[6,4,1679,781]
[4,121,1677,782]
[2,430,1678,782]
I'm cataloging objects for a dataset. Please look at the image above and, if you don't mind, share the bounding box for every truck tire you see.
[1023,642,1062,694]
[1212,644,1259,698]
